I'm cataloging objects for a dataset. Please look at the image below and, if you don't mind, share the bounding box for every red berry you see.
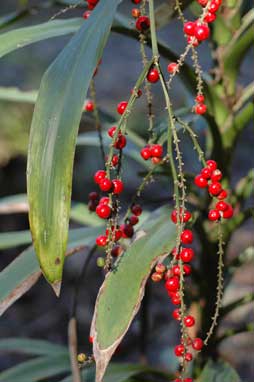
[135,16,150,31]
[217,189,228,200]
[185,352,193,362]
[216,201,229,212]
[209,1,220,13]
[167,62,178,73]
[183,21,195,36]
[172,308,181,320]
[129,215,139,225]
[131,8,140,18]
[195,103,207,114]
[192,337,203,350]
[85,100,94,112]
[184,379,193,382]
[195,94,205,103]
[209,182,222,196]
[121,223,134,238]
[140,147,151,160]
[195,174,208,188]
[131,204,142,216]
[184,315,195,327]
[165,276,180,292]
[117,101,128,115]
[96,204,111,219]
[89,336,93,343]
[183,264,192,276]
[172,265,180,276]
[171,294,181,305]
[112,179,124,194]
[131,88,142,97]
[147,68,159,83]
[206,159,217,171]
[171,209,192,223]
[94,170,106,184]
[171,247,180,260]
[201,167,212,179]
[197,0,208,5]
[211,169,222,182]
[89,191,99,200]
[132,0,142,3]
[88,200,98,211]
[204,11,216,23]
[96,235,107,246]
[174,344,185,357]
[108,126,117,138]
[208,209,220,221]
[181,229,193,244]
[99,178,112,192]
[222,205,233,219]
[111,245,123,257]
[150,144,163,157]
[111,154,119,167]
[114,135,127,149]
[194,23,210,41]
[180,248,194,262]
[82,11,91,19]
[99,196,109,205]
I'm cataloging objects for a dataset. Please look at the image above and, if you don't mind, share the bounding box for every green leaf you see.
[0,353,70,382]
[60,363,172,382]
[27,0,121,291]
[0,338,67,356]
[91,208,176,382]
[0,87,38,103]
[0,230,31,250]
[0,226,101,316]
[199,360,241,382]
[0,18,83,59]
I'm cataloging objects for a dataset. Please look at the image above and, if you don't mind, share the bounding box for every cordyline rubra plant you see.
[0,0,253,381]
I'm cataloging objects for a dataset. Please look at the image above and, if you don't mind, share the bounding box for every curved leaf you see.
[199,360,241,382]
[27,0,121,291]
[0,226,101,316]
[91,208,175,382]
[0,338,67,356]
[0,87,37,103]
[0,18,83,59]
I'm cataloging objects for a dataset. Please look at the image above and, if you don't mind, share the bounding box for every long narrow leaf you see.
[27,0,121,292]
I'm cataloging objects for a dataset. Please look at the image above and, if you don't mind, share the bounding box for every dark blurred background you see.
[0,0,253,381]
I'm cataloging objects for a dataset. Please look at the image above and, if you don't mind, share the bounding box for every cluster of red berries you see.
[194,160,233,221]
[140,143,163,164]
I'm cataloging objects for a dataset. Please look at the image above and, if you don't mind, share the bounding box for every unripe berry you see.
[151,272,163,282]
[117,101,128,115]
[184,315,195,327]
[155,263,166,274]
[77,353,87,362]
[208,209,220,221]
[131,8,140,18]
[181,229,193,244]
[147,68,159,83]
